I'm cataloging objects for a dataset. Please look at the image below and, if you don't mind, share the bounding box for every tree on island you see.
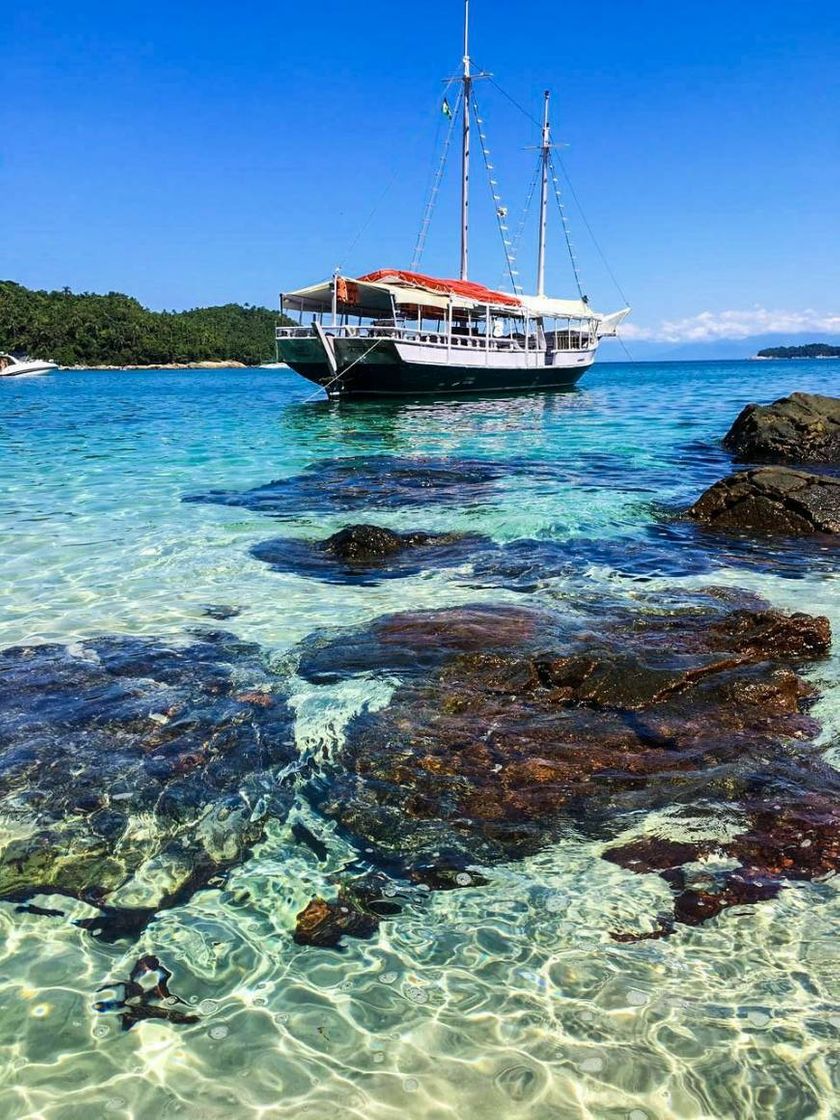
[757,343,840,360]
[0,280,293,366]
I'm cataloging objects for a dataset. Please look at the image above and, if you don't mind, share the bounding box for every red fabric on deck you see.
[358,269,522,308]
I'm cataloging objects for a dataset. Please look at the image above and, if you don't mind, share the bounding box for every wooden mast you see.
[536,90,551,298]
[460,0,472,281]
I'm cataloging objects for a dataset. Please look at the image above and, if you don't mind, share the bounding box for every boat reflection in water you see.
[281,383,590,452]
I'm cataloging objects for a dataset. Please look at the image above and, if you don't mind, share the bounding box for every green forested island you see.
[756,343,840,360]
[0,280,291,367]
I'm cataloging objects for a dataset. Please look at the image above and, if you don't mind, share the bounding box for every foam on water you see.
[0,361,838,1119]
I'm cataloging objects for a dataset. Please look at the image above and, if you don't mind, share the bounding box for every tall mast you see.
[460,0,472,281]
[536,90,551,298]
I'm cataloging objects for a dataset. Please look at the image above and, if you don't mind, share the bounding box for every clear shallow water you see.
[0,360,838,1119]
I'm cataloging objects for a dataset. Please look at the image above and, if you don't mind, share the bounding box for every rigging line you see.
[471,90,517,292]
[480,69,631,310]
[481,73,541,128]
[300,338,384,404]
[337,166,404,274]
[500,153,541,293]
[411,87,463,271]
[551,152,631,308]
[410,76,457,266]
[547,152,585,301]
[617,335,636,362]
[411,93,448,255]
[340,78,459,274]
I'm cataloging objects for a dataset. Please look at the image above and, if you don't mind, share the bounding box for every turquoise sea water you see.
[0,360,838,1119]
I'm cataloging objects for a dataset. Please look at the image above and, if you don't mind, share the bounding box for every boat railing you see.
[275,323,559,352]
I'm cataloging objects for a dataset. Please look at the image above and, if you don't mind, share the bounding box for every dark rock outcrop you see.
[723,392,840,466]
[688,467,840,535]
[0,631,296,934]
[251,523,488,585]
[298,597,832,937]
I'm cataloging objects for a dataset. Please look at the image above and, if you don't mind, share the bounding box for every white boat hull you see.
[0,360,58,378]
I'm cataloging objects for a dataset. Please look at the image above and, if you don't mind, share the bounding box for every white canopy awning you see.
[518,294,595,319]
[282,272,630,330]
[282,278,396,318]
[282,275,506,317]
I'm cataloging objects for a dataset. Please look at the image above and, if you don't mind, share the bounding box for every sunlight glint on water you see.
[0,361,838,1119]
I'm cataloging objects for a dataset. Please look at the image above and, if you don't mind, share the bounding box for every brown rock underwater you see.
[296,592,837,943]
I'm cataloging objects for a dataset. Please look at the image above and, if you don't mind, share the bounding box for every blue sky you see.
[3,0,839,341]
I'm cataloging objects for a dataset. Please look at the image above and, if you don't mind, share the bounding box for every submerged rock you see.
[251,523,488,585]
[185,453,652,520]
[605,779,840,935]
[300,598,831,917]
[201,604,243,621]
[94,954,199,1031]
[0,631,296,934]
[185,455,517,517]
[723,392,840,466]
[293,876,402,949]
[688,467,840,536]
[293,893,380,949]
[297,604,557,684]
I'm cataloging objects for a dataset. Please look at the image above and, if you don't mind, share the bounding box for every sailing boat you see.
[276,1,629,398]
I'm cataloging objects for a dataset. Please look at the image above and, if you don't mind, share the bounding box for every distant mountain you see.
[600,333,840,363]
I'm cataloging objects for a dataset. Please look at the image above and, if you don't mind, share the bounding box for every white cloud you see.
[622,307,840,343]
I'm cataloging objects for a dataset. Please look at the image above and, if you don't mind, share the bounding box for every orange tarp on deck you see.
[358,269,522,309]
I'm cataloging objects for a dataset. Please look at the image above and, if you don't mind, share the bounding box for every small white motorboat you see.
[0,352,58,377]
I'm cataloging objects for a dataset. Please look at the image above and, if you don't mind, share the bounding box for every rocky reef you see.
[185,455,518,517]
[251,523,488,585]
[0,631,296,937]
[605,783,840,937]
[185,451,659,521]
[723,392,840,466]
[294,594,837,938]
[688,467,840,536]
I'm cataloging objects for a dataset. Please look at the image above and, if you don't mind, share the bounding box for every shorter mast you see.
[536,90,551,299]
[460,0,472,281]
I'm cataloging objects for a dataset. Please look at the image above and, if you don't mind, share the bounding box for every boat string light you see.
[547,152,586,302]
[500,156,541,294]
[470,91,518,293]
[482,69,631,312]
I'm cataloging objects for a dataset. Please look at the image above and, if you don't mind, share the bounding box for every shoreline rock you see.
[723,392,840,466]
[65,361,251,371]
[688,467,840,536]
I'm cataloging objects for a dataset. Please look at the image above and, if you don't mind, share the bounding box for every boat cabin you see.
[277,269,610,364]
